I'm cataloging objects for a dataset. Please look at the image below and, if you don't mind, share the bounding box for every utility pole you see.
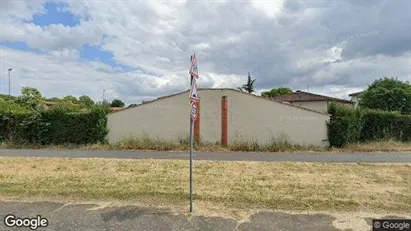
[8,68,12,96]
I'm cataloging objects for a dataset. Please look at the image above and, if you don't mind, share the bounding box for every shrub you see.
[0,105,108,145]
[327,103,411,147]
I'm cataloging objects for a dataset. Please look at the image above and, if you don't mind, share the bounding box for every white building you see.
[107,88,331,146]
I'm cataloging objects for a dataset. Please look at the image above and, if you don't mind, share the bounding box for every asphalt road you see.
[1,201,408,231]
[0,149,411,163]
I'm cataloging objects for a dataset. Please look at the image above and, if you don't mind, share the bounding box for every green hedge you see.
[0,106,108,145]
[327,103,411,147]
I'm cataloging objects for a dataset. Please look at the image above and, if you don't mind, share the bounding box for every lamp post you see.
[103,89,106,103]
[8,68,12,96]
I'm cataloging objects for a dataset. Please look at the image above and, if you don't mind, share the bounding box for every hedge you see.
[0,106,108,145]
[327,103,411,147]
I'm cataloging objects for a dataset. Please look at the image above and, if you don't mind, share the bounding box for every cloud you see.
[0,0,410,105]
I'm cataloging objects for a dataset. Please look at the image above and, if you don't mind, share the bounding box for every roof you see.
[270,90,354,104]
[109,88,330,116]
[348,91,364,97]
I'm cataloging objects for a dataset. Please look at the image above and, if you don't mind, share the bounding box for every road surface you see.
[0,201,409,231]
[0,149,410,163]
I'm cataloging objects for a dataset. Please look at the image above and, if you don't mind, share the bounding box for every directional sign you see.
[189,78,199,102]
[189,54,199,79]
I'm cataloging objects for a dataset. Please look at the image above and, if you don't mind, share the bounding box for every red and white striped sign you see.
[189,54,199,79]
[191,100,199,121]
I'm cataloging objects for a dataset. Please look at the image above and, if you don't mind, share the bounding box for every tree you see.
[261,87,293,98]
[47,97,62,102]
[110,99,125,107]
[17,87,43,109]
[238,72,256,93]
[62,95,79,104]
[359,77,411,114]
[79,95,94,107]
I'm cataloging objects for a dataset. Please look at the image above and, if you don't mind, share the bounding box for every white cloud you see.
[0,0,410,104]
[251,0,284,18]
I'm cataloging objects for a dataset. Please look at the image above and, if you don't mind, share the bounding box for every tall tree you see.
[238,72,256,93]
[359,77,411,114]
[62,95,79,104]
[17,87,43,109]
[79,95,95,107]
[47,97,62,102]
[110,99,125,107]
[261,87,293,98]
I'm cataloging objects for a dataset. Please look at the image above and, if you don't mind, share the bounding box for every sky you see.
[0,0,410,105]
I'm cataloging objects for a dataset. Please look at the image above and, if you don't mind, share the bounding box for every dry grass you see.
[0,157,410,213]
[344,140,411,152]
[1,138,411,153]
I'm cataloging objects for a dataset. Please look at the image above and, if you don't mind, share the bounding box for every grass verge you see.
[2,138,411,153]
[0,157,410,213]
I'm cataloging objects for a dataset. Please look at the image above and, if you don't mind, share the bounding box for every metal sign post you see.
[189,54,199,213]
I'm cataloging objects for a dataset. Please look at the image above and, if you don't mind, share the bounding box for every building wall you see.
[333,101,355,109]
[107,89,331,146]
[290,100,354,113]
[351,95,360,108]
[107,92,191,143]
[290,101,328,113]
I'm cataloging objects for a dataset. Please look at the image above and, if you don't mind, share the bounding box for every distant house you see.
[348,91,364,108]
[270,90,355,113]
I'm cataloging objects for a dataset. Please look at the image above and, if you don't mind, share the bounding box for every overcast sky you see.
[0,0,410,105]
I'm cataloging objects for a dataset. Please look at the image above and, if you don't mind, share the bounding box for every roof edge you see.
[110,88,331,116]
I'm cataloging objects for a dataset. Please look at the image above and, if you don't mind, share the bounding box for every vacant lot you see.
[0,157,410,213]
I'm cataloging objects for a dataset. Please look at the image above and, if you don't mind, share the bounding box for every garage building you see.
[107,88,330,146]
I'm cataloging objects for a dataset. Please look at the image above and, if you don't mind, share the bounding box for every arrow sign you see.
[189,54,199,79]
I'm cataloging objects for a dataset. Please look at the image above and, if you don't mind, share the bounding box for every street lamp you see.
[103,89,106,103]
[8,68,12,96]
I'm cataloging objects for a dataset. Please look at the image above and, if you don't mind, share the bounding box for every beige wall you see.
[107,92,191,143]
[107,89,331,146]
[290,101,328,113]
[290,100,354,113]
[351,95,360,108]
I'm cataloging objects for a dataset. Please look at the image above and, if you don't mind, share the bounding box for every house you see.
[270,90,355,113]
[107,88,331,147]
[348,91,364,108]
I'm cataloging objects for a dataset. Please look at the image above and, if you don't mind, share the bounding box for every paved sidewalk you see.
[1,201,410,231]
[1,149,411,163]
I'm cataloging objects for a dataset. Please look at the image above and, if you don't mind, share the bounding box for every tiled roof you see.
[270,91,354,104]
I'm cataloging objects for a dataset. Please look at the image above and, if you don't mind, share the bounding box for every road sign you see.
[189,54,199,79]
[191,101,198,121]
[189,78,199,102]
[188,53,199,214]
